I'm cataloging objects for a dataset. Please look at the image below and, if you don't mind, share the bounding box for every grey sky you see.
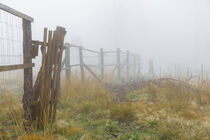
[2,0,210,73]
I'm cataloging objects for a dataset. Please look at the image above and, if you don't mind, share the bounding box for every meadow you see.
[0,77,210,140]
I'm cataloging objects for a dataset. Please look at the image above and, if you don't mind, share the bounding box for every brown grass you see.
[0,77,210,139]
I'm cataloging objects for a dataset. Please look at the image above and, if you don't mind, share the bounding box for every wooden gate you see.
[31,27,66,129]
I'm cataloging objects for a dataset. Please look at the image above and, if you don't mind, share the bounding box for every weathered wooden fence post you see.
[201,64,204,83]
[65,46,71,81]
[137,55,141,77]
[149,59,154,78]
[22,19,33,128]
[117,48,121,83]
[100,48,104,81]
[133,55,136,77]
[126,50,130,80]
[187,67,190,78]
[79,47,84,83]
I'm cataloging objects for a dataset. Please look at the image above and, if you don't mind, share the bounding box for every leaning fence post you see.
[65,45,70,81]
[117,48,121,83]
[100,48,104,81]
[79,47,84,83]
[126,50,130,80]
[22,19,33,128]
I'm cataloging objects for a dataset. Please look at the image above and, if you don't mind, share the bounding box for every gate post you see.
[22,19,33,129]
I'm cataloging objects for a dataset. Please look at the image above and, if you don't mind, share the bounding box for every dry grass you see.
[0,78,210,139]
[110,102,137,123]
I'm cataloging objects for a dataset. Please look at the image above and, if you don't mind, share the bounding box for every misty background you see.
[2,0,210,75]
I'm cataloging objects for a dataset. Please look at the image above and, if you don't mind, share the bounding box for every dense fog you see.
[2,0,210,75]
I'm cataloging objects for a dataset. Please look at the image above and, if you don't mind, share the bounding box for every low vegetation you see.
[0,78,210,140]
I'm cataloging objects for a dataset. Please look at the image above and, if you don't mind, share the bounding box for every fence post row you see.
[1,3,143,90]
[0,3,148,131]
[61,45,141,83]
[79,47,85,83]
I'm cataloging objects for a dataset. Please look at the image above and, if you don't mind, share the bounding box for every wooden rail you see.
[62,43,141,83]
[68,44,99,54]
[0,4,34,130]
[0,63,35,72]
[0,3,34,22]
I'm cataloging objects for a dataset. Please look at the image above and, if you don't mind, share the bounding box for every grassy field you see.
[0,79,210,140]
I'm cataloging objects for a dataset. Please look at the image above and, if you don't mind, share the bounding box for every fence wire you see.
[0,9,23,94]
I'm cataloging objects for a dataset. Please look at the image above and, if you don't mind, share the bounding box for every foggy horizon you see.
[1,1,210,138]
[2,0,210,74]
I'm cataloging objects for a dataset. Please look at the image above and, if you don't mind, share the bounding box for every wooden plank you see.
[32,40,50,47]
[69,44,99,54]
[0,63,34,72]
[49,30,58,123]
[83,48,99,54]
[43,30,53,127]
[39,28,48,129]
[0,3,34,22]
[84,64,101,82]
[52,26,66,122]
[52,30,62,122]
[49,26,66,123]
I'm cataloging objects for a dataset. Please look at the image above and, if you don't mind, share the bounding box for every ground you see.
[0,79,210,140]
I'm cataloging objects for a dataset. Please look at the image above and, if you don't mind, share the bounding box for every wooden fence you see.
[0,3,34,128]
[62,43,141,83]
[0,3,141,130]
